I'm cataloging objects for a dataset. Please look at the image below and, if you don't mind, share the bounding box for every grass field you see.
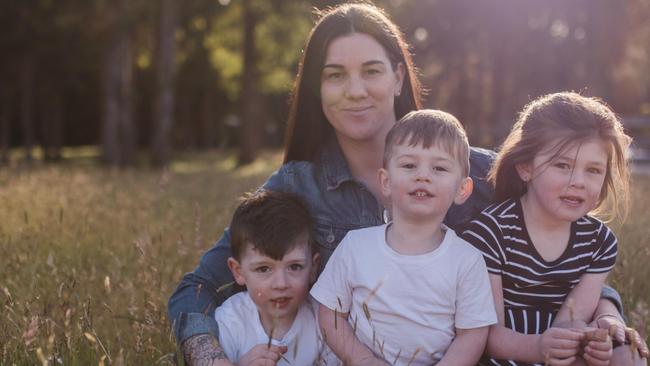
[1,150,648,365]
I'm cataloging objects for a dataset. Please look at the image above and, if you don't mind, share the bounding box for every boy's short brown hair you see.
[383,109,470,177]
[229,190,315,261]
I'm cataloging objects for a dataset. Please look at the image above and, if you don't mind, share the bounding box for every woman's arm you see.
[437,327,488,366]
[171,230,241,365]
[318,304,388,366]
[168,168,290,363]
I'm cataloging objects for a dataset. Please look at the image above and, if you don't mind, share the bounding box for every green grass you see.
[1,150,648,364]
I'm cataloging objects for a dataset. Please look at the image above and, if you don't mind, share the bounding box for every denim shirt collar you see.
[318,138,355,191]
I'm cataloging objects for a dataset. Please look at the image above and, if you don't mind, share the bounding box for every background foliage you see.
[1,0,649,165]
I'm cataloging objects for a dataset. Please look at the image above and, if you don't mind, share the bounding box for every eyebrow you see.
[396,153,454,162]
[555,155,607,166]
[322,60,386,69]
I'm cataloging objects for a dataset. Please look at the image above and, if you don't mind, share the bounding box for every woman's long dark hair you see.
[283,3,422,163]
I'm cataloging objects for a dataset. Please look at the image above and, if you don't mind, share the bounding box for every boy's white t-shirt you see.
[214,292,339,366]
[310,224,496,366]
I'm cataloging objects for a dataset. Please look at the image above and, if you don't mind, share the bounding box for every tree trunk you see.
[42,86,63,161]
[237,0,262,166]
[200,85,217,148]
[20,55,35,163]
[101,0,135,166]
[0,89,10,165]
[152,0,178,167]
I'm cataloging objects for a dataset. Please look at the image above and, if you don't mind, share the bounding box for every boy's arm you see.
[484,274,584,364]
[318,304,389,366]
[436,327,488,366]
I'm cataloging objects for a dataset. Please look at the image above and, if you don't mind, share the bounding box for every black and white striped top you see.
[461,199,617,366]
[462,199,617,313]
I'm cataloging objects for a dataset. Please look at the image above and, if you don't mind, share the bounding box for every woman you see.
[168,4,645,366]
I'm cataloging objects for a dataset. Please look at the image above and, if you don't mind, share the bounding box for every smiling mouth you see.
[344,106,372,112]
[270,297,291,307]
[409,189,433,198]
[560,195,584,205]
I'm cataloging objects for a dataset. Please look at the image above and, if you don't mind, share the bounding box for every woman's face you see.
[320,32,404,148]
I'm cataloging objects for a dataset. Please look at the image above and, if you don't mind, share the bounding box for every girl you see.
[462,92,640,366]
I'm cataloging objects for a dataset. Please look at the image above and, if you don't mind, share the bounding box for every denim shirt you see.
[167,139,622,344]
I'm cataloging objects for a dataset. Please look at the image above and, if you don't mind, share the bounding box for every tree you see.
[151,0,178,167]
[237,0,262,165]
[101,0,136,166]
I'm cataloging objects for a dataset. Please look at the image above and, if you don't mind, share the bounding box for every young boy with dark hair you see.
[215,190,337,366]
[311,110,497,366]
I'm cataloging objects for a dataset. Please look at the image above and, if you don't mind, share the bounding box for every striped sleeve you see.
[461,211,505,274]
[586,222,617,273]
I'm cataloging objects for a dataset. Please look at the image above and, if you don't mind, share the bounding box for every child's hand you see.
[537,327,584,365]
[582,328,612,366]
[237,344,288,366]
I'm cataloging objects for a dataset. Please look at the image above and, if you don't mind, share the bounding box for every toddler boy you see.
[311,110,497,365]
[215,190,336,366]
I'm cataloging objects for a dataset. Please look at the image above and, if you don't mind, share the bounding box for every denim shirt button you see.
[326,231,335,244]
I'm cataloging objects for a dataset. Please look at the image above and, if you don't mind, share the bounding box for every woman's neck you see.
[337,136,385,201]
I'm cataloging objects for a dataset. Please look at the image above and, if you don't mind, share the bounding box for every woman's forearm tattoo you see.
[182,334,229,366]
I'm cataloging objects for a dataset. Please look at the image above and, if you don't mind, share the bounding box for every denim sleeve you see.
[601,284,625,318]
[446,147,496,231]
[167,167,288,345]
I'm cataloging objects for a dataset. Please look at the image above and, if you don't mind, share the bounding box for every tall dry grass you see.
[0,151,648,365]
[0,151,281,365]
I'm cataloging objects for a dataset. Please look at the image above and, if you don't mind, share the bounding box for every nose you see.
[345,74,368,99]
[415,168,431,183]
[569,169,585,188]
[272,270,289,290]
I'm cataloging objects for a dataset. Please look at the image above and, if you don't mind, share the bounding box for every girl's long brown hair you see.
[489,92,632,222]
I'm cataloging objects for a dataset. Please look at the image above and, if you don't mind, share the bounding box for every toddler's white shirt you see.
[214,292,339,366]
[310,224,497,365]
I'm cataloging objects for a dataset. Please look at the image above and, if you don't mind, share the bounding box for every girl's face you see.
[320,32,404,148]
[517,138,609,224]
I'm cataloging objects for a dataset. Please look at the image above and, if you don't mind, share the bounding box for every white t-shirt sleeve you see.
[310,233,353,313]
[454,248,498,329]
[214,296,244,362]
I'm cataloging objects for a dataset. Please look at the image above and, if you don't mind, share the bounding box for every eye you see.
[400,162,415,169]
[365,68,382,76]
[433,166,448,172]
[324,71,343,81]
[554,162,570,170]
[255,266,271,273]
[289,263,304,271]
[587,167,604,175]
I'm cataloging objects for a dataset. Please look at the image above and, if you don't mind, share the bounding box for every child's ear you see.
[454,177,474,205]
[378,168,391,198]
[227,257,246,286]
[309,252,321,283]
[515,162,532,183]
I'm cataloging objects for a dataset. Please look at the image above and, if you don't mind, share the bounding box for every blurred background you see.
[2,2,650,364]
[1,0,649,167]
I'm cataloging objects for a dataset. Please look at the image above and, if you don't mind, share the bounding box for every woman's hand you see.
[237,344,288,366]
[592,314,649,359]
[537,327,584,365]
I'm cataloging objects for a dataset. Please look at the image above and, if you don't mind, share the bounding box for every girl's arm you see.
[436,327,488,366]
[318,304,389,366]
[553,272,609,328]
[484,274,584,365]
